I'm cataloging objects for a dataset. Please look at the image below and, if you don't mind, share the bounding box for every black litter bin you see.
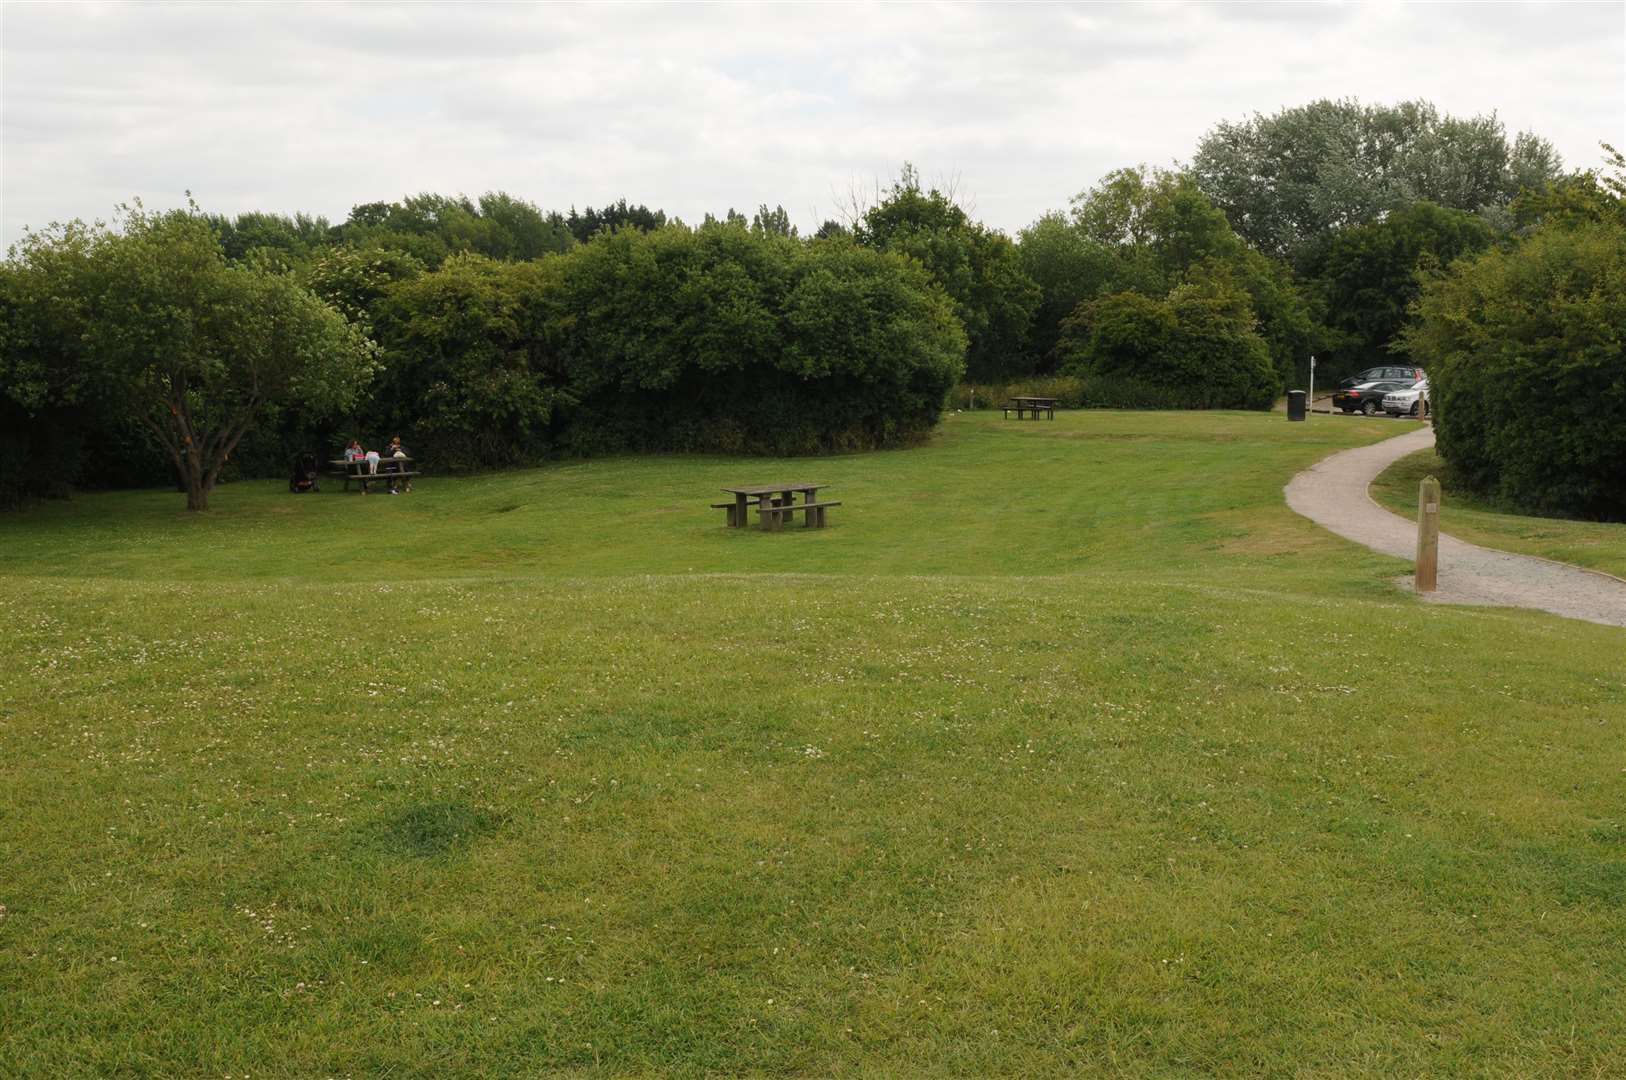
[1287,390,1307,421]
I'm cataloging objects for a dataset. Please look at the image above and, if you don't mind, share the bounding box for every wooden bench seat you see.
[758,500,841,531]
[713,496,809,526]
[1001,400,1056,419]
[331,467,420,493]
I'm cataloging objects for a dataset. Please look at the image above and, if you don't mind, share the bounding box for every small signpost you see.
[1416,476,1441,592]
[1308,354,1315,418]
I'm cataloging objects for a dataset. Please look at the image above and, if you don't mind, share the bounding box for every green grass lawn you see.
[4,411,1623,1077]
[1371,447,1626,580]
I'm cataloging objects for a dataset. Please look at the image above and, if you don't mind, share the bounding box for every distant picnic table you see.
[328,456,418,493]
[714,482,840,531]
[1002,395,1057,420]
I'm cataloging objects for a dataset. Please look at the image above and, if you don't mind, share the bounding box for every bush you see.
[373,226,967,465]
[1405,219,1626,520]
[1054,273,1278,410]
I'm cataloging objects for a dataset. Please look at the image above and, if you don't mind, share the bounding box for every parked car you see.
[1338,365,1426,389]
[1334,380,1413,415]
[1383,378,1431,418]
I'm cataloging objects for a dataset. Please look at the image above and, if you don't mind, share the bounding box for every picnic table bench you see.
[1002,395,1057,420]
[328,456,418,493]
[716,483,839,530]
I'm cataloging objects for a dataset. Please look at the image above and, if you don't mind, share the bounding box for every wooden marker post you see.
[1416,476,1441,592]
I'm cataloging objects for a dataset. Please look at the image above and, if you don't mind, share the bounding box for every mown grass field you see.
[3,410,1623,1077]
[1372,446,1626,581]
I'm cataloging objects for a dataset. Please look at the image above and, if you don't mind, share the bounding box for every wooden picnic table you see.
[1003,395,1057,420]
[328,455,418,493]
[716,482,839,531]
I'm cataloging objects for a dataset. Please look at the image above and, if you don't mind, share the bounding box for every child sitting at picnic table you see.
[385,437,410,494]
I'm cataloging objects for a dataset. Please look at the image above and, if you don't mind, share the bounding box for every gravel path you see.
[1284,424,1626,629]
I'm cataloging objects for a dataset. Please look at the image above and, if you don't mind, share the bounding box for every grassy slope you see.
[3,411,1623,1078]
[1371,447,1626,580]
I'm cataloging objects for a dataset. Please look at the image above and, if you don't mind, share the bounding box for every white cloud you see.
[3,0,1622,246]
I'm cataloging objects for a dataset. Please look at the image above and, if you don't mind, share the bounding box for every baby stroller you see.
[289,452,320,494]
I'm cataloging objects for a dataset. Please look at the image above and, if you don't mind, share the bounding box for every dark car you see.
[1334,379,1413,415]
[1338,365,1425,389]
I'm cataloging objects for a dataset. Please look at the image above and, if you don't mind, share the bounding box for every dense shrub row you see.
[1407,216,1626,520]
[367,227,966,469]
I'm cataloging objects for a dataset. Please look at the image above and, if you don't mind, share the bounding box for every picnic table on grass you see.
[328,456,419,494]
[1002,395,1057,420]
[714,482,840,531]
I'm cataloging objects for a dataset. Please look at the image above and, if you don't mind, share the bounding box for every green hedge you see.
[1406,220,1626,520]
[372,227,967,468]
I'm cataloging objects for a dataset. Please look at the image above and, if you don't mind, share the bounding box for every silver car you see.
[1382,378,1430,418]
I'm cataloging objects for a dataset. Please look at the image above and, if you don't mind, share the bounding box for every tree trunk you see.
[180,456,210,511]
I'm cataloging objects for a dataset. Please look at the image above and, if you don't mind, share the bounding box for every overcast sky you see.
[3,1,1623,247]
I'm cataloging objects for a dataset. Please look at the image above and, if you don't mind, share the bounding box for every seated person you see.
[385,437,411,494]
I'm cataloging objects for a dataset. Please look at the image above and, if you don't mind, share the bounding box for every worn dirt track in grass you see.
[1284,425,1626,629]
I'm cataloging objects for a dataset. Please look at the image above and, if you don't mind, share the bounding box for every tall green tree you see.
[565,199,669,243]
[1192,98,1563,262]
[5,204,377,510]
[750,204,797,238]
[1302,201,1495,382]
[1015,212,1121,365]
[1030,167,1315,388]
[335,192,572,267]
[206,210,334,264]
[857,165,1038,382]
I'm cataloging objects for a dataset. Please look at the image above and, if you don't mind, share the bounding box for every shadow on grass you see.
[356,801,505,859]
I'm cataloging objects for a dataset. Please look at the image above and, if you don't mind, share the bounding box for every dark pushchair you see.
[289,452,320,493]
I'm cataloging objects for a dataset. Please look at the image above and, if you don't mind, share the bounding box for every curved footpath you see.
[1284,424,1626,629]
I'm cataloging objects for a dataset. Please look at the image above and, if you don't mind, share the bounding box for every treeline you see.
[4,97,1620,518]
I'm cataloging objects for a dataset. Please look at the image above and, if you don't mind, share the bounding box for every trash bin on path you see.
[1287,390,1307,421]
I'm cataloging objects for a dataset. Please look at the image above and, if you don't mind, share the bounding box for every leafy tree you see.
[375,255,561,470]
[475,192,574,260]
[0,220,104,503]
[304,245,425,330]
[1511,143,1626,231]
[5,204,376,510]
[1192,98,1563,261]
[751,204,797,238]
[1055,269,1277,410]
[1301,201,1495,382]
[207,211,334,264]
[565,199,669,243]
[335,192,571,267]
[857,165,1038,382]
[1030,167,1315,388]
[1015,212,1121,365]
